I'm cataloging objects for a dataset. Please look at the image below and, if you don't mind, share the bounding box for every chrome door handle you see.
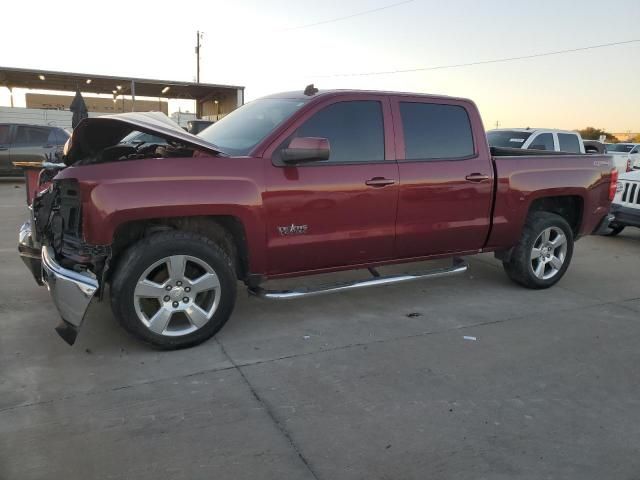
[465,173,489,182]
[365,177,396,187]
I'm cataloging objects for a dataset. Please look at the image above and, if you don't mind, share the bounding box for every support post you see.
[130,80,136,111]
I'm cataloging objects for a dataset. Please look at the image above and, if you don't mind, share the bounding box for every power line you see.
[279,0,415,31]
[318,38,640,77]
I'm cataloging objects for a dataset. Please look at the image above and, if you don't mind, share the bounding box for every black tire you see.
[502,211,574,289]
[602,224,625,236]
[110,230,237,349]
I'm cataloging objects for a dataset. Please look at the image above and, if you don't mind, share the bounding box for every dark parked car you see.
[187,120,214,134]
[0,124,69,175]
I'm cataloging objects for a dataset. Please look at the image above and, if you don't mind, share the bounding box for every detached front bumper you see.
[18,221,99,345]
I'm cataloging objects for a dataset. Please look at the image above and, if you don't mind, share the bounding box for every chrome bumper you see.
[18,219,43,285]
[19,220,99,345]
[41,246,99,344]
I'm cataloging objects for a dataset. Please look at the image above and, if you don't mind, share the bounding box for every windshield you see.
[606,144,634,153]
[487,130,533,148]
[197,98,308,155]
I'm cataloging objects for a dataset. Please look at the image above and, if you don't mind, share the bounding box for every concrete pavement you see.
[1,180,639,479]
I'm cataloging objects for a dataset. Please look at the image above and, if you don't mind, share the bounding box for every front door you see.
[264,96,399,275]
[392,97,494,257]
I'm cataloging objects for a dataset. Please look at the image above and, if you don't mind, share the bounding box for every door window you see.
[400,102,474,160]
[558,133,581,153]
[0,125,10,144]
[528,133,555,151]
[293,101,385,163]
[14,126,51,146]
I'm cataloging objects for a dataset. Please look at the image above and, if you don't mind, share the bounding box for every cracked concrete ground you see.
[1,179,639,479]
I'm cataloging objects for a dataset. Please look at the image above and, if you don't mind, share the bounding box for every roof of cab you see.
[261,89,472,103]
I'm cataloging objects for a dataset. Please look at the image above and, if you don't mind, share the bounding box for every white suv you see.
[605,169,640,236]
[605,143,640,171]
[487,129,585,154]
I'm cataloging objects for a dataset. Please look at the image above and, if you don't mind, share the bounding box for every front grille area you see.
[620,181,640,206]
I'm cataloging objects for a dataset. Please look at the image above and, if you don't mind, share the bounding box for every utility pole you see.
[195,31,202,83]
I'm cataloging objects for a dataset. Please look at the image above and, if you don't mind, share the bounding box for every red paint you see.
[54,90,614,279]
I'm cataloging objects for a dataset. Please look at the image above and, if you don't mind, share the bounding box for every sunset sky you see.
[1,0,638,132]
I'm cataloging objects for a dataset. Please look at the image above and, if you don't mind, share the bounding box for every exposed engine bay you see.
[63,111,222,166]
[29,112,223,289]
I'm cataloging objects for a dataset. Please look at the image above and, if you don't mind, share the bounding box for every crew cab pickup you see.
[18,89,617,349]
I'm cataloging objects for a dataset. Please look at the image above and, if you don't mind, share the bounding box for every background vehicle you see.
[487,128,585,154]
[605,143,640,171]
[19,90,616,349]
[187,120,214,134]
[604,169,640,236]
[583,140,607,154]
[0,124,69,175]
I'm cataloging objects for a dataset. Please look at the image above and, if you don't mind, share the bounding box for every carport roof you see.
[0,66,243,100]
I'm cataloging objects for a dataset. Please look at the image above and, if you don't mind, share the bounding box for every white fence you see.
[0,107,101,129]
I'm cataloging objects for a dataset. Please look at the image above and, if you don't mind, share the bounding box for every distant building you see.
[25,93,168,114]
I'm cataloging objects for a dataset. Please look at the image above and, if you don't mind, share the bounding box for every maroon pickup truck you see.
[18,88,617,349]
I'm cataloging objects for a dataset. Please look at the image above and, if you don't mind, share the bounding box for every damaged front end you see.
[17,112,222,345]
[19,176,108,345]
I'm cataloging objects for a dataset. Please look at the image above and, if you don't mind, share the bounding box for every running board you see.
[249,258,468,300]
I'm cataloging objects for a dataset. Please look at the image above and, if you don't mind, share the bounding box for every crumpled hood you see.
[64,111,222,165]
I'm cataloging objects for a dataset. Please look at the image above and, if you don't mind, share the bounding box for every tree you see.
[576,127,617,142]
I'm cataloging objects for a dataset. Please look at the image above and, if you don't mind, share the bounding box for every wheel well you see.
[109,216,249,281]
[528,196,583,235]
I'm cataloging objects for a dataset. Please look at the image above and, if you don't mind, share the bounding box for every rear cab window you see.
[487,130,532,149]
[399,102,475,160]
[558,133,581,154]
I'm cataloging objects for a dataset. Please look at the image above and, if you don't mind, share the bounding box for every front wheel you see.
[502,212,574,289]
[111,231,237,349]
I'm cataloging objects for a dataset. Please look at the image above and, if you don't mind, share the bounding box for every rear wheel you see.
[111,230,237,349]
[503,212,574,289]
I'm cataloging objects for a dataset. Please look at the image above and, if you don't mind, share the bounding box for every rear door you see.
[392,96,494,257]
[263,95,399,275]
[0,125,12,173]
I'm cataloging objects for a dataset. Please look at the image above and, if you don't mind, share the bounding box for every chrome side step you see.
[249,258,468,300]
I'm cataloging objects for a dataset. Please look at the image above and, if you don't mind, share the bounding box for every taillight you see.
[609,169,618,201]
[626,159,632,172]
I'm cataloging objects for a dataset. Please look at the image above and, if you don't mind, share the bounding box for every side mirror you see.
[281,137,330,164]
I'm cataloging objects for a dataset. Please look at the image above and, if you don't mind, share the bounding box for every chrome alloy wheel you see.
[530,227,568,280]
[133,255,221,336]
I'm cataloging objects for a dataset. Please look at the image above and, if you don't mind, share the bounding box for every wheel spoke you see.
[550,232,566,248]
[531,248,543,259]
[190,272,220,294]
[534,260,545,279]
[148,307,173,334]
[135,279,165,299]
[549,256,563,270]
[167,255,186,281]
[540,228,551,243]
[185,304,210,328]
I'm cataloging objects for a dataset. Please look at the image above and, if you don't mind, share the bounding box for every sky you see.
[1,0,639,132]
